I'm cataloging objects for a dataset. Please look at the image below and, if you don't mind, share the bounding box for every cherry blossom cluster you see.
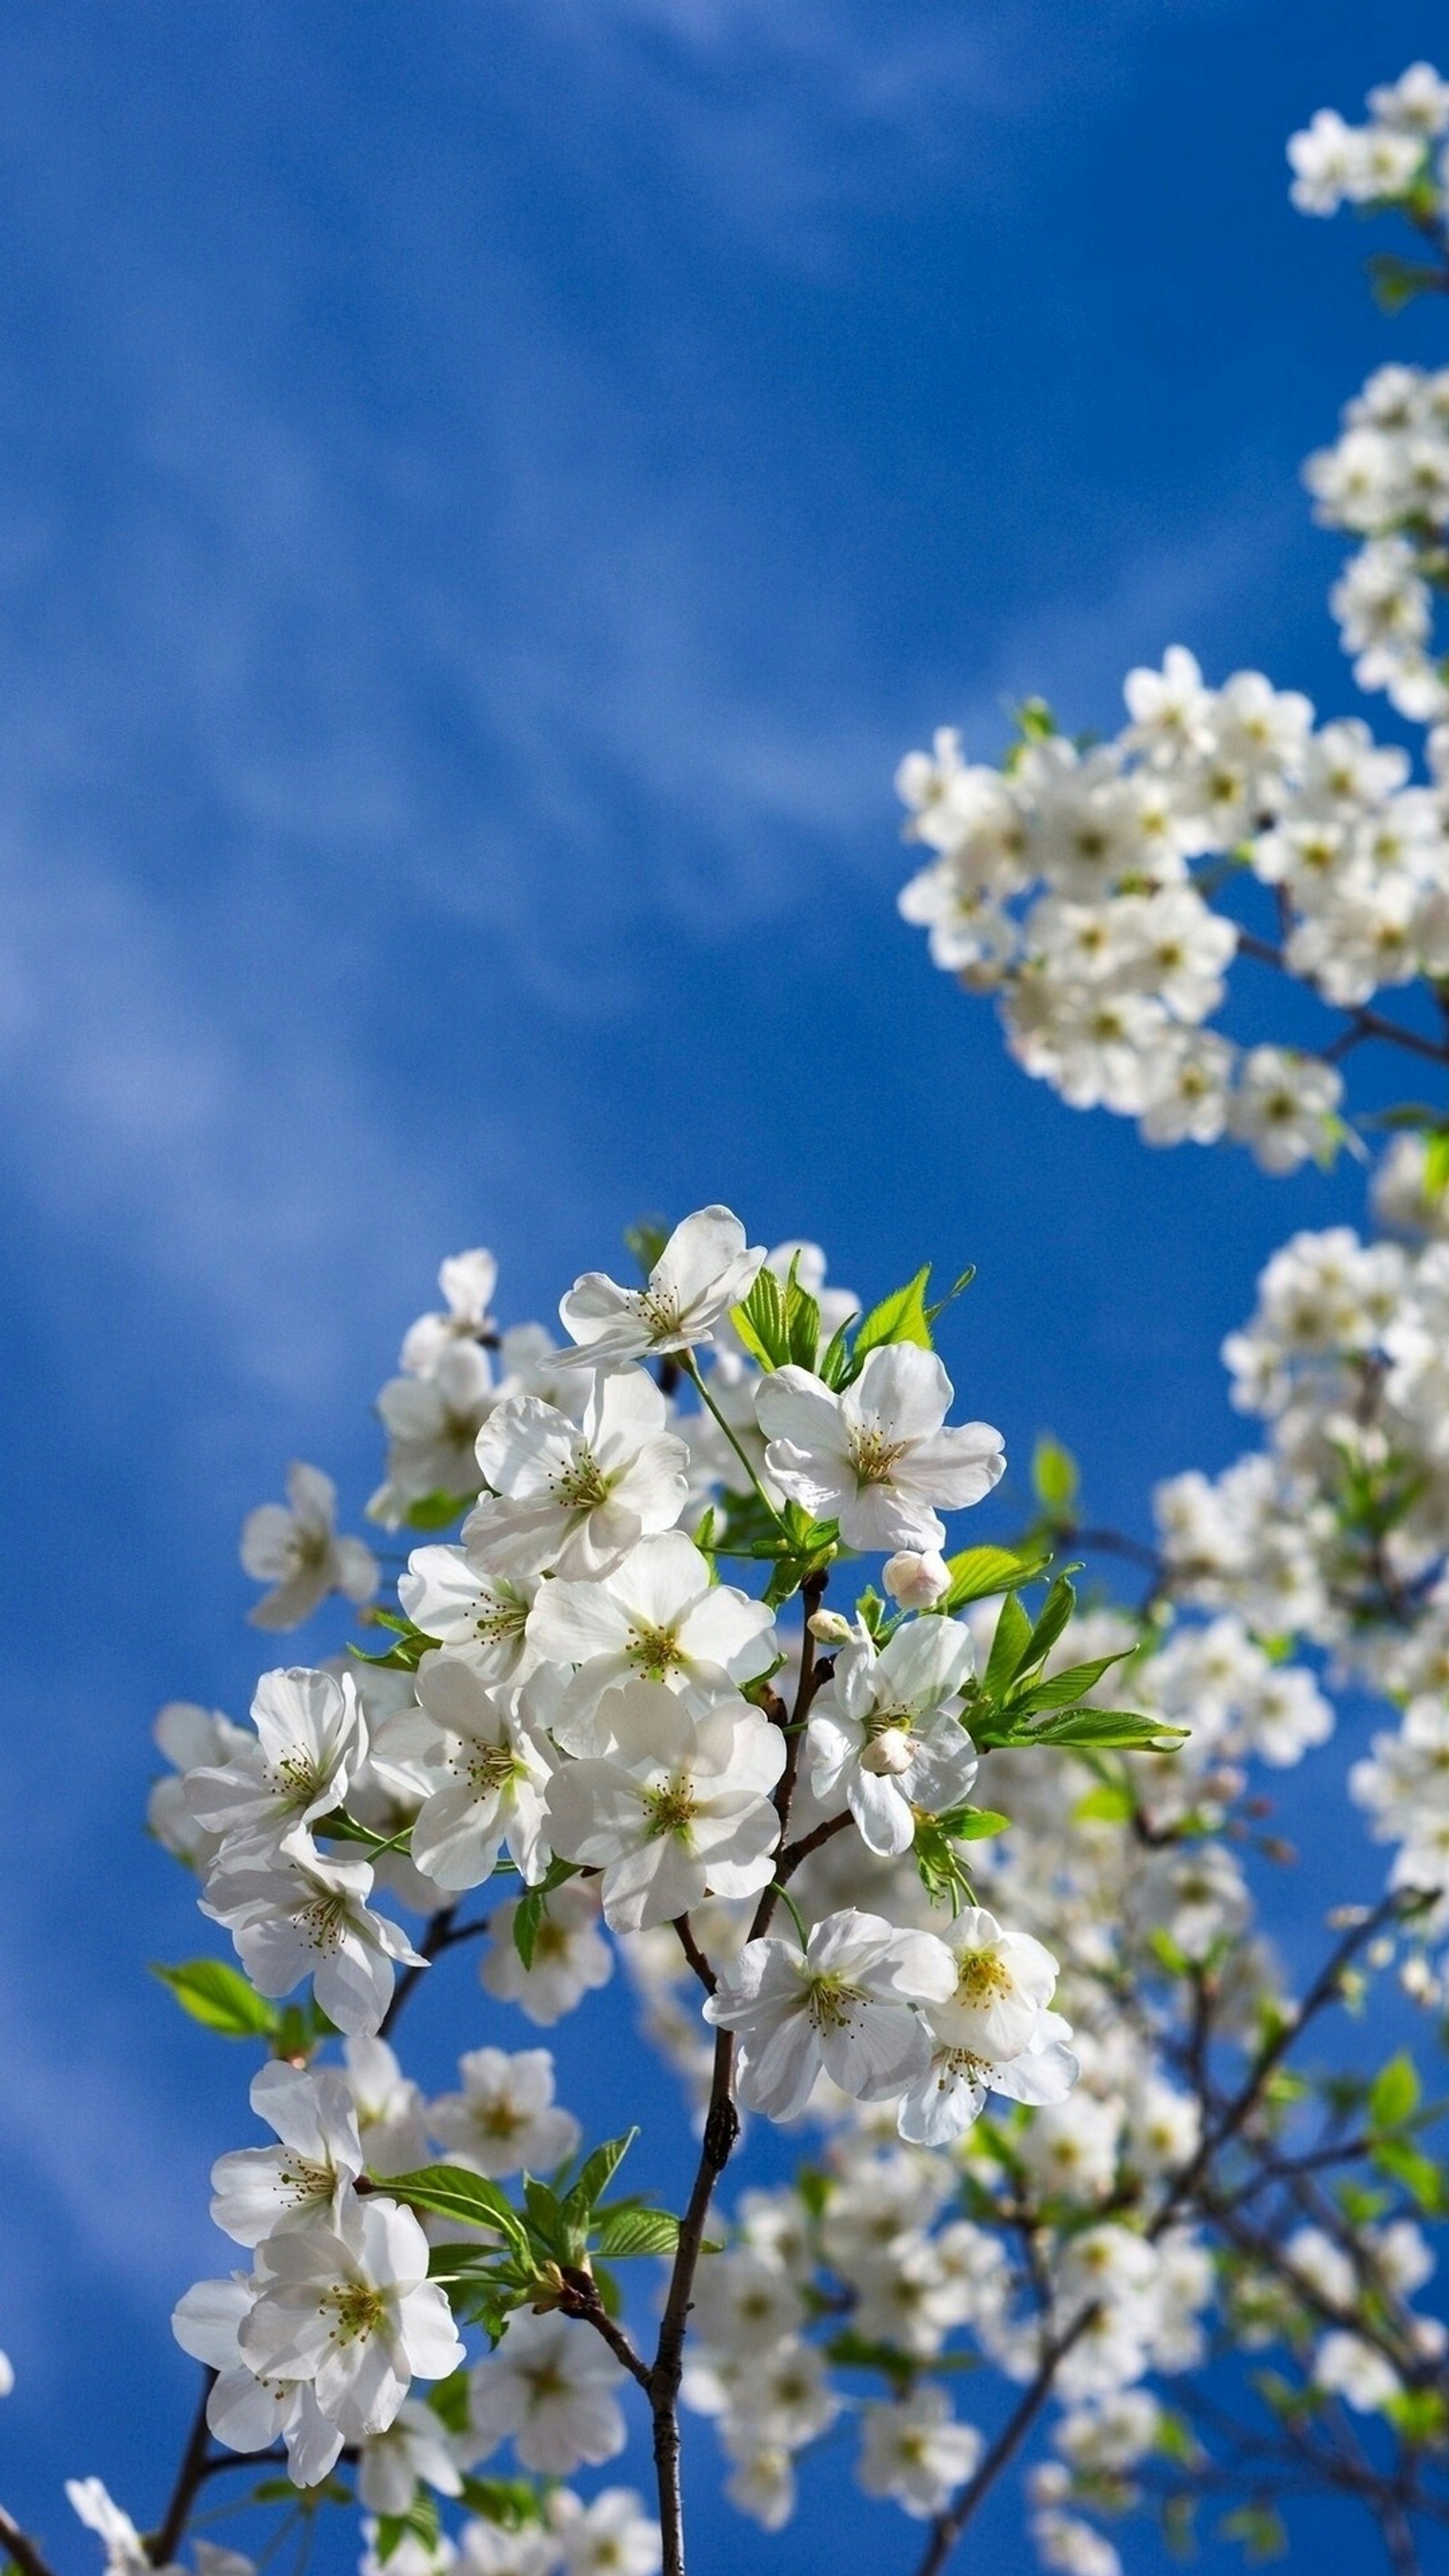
[896,64,1449,1177]
[897,655,1449,1168]
[24,66,1449,2576]
[1305,366,1449,726]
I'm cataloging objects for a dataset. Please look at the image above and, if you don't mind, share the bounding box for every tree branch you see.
[0,2506,59,2576]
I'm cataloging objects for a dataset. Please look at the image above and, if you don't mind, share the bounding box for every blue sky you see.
[5,3,1449,2570]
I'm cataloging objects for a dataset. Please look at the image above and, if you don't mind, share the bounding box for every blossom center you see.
[643,1780,700,1841]
[627,1621,686,1678]
[323,2280,384,2344]
[804,1971,864,2033]
[848,1427,907,1489]
[554,1447,612,1510]
[953,1948,1012,2008]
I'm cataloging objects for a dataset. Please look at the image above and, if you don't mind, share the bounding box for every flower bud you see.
[859,1727,916,1775]
[882,1549,952,1610]
[808,1609,853,1644]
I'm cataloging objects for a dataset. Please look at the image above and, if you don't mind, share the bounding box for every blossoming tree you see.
[10,55,1449,2576]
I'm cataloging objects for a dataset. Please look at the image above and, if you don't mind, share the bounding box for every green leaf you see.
[1368,2052,1421,2131]
[816,1318,856,1390]
[376,2495,439,2566]
[782,1252,823,1370]
[1371,2137,1446,2213]
[1017,1572,1078,1673]
[938,1543,1053,1611]
[402,1491,472,1533]
[513,1858,581,1970]
[1031,1434,1080,1516]
[983,1592,1033,1697]
[852,1266,933,1360]
[562,2129,638,2223]
[924,1265,975,1326]
[1220,2503,1287,2564]
[1425,1131,1449,1203]
[457,2476,548,2531]
[427,2370,473,2435]
[1072,1781,1136,1824]
[1006,1648,1134,1713]
[522,2176,568,2254]
[1021,1707,1186,1751]
[730,1268,791,1370]
[940,1806,1010,1841]
[623,1217,670,1279]
[1367,250,1447,313]
[592,2206,684,2257]
[151,1958,280,2039]
[383,2165,532,2254]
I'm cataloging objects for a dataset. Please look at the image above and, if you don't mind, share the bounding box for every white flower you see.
[467,2308,627,2475]
[558,1206,764,1367]
[703,1908,955,2120]
[409,1657,556,1889]
[242,1463,379,1632]
[401,1250,499,1378]
[345,2035,433,2177]
[203,1848,424,2036]
[897,1908,1078,2146]
[186,1668,369,1865]
[210,2061,364,2245]
[458,2524,559,2576]
[148,1700,253,1865]
[1313,2330,1401,2413]
[856,2387,983,2516]
[548,2489,661,2576]
[482,1879,615,2024]
[807,1616,978,1857]
[357,2398,465,2513]
[398,1547,540,1687]
[527,1533,776,1749]
[427,2047,581,2177]
[688,2248,804,2355]
[240,2196,464,2441]
[755,1344,1005,1552]
[372,1344,504,1523]
[469,1370,689,1579]
[1225,1048,1342,1176]
[171,2273,343,2488]
[66,2481,153,2576]
[543,1680,784,1932]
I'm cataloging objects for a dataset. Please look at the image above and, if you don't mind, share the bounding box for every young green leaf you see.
[1368,2053,1421,2131]
[983,1592,1034,1697]
[1020,1708,1187,1751]
[1031,1434,1080,1516]
[938,1543,1054,1611]
[562,2129,638,2223]
[383,2166,532,2256]
[852,1266,933,1360]
[151,1959,280,2040]
[592,2206,684,2258]
[513,1858,581,1970]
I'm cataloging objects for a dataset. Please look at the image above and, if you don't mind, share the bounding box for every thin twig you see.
[0,2506,59,2576]
[148,2372,216,2566]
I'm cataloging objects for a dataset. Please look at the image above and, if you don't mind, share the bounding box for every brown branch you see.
[557,2268,654,2392]
[0,2506,59,2576]
[916,1889,1423,2576]
[147,2372,216,2566]
[912,2307,1101,2576]
[645,1567,830,2576]
[376,1903,489,2040]
[671,1914,717,1995]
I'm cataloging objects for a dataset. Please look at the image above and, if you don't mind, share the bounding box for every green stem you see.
[682,1352,792,1538]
